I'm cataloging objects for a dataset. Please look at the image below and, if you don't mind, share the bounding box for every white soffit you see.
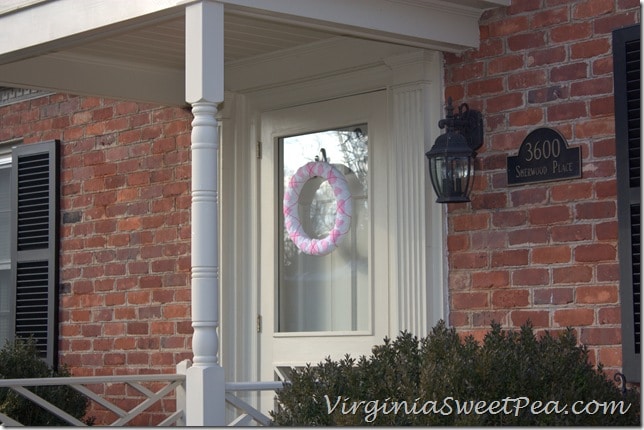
[0,0,509,105]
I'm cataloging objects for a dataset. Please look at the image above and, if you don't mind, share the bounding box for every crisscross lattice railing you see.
[225,381,284,426]
[0,359,284,426]
[0,372,185,426]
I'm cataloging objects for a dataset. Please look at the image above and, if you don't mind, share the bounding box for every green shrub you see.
[0,338,92,426]
[271,321,641,426]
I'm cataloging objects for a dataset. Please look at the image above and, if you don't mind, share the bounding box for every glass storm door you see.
[259,91,390,384]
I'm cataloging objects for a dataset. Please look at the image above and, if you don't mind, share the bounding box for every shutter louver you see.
[631,203,641,354]
[17,152,51,250]
[614,24,641,383]
[11,141,59,367]
[15,261,50,351]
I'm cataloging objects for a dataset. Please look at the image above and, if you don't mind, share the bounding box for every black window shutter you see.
[10,140,59,368]
[614,24,641,383]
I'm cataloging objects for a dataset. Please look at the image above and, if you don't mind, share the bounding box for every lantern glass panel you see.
[429,155,473,203]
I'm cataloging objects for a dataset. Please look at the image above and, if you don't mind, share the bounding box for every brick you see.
[140,275,163,289]
[508,70,547,90]
[572,0,614,19]
[512,268,549,286]
[117,217,141,232]
[471,192,507,210]
[128,290,151,305]
[598,347,622,367]
[583,160,615,179]
[510,310,549,327]
[571,38,612,60]
[485,92,523,113]
[574,243,616,262]
[137,305,161,321]
[127,352,150,365]
[491,249,529,267]
[551,182,592,202]
[574,117,615,138]
[528,205,571,225]
[92,107,114,121]
[488,55,524,75]
[467,77,504,96]
[449,272,470,290]
[490,130,529,151]
[127,322,149,335]
[163,182,188,197]
[554,308,594,327]
[594,11,640,34]
[531,6,569,28]
[598,306,621,325]
[534,287,573,305]
[449,62,485,82]
[593,56,613,76]
[452,252,488,270]
[532,245,570,264]
[510,187,547,206]
[472,271,510,289]
[474,38,504,59]
[452,292,489,310]
[570,77,613,97]
[597,263,619,282]
[445,85,465,102]
[488,15,530,37]
[509,108,543,126]
[472,310,508,327]
[576,285,619,304]
[589,95,614,117]
[575,201,615,220]
[163,304,190,319]
[551,224,592,242]
[550,22,593,43]
[492,289,529,308]
[507,31,545,51]
[552,62,589,83]
[580,327,621,346]
[527,85,568,104]
[527,47,566,67]
[492,210,527,228]
[553,265,592,283]
[508,227,548,245]
[452,213,489,231]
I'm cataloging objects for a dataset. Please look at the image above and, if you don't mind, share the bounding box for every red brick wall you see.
[443,0,640,376]
[0,94,194,381]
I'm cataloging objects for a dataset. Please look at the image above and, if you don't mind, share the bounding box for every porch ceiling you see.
[0,0,509,106]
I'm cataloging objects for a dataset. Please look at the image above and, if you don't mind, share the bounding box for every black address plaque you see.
[507,127,581,186]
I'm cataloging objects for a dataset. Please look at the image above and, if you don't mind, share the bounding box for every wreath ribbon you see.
[283,161,353,256]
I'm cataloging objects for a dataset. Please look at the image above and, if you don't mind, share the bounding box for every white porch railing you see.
[225,381,285,426]
[0,359,283,426]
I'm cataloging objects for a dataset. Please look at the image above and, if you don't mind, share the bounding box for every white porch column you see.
[185,1,225,426]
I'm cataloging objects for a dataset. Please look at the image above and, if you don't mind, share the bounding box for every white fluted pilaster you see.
[387,51,445,337]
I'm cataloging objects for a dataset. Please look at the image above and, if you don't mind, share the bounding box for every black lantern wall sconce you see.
[426,97,484,203]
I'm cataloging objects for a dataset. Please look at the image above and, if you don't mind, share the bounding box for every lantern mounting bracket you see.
[438,97,484,152]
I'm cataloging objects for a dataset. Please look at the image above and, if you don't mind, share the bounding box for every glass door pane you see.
[279,125,369,332]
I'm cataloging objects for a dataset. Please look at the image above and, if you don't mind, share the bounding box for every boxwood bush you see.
[271,321,640,426]
[0,338,92,426]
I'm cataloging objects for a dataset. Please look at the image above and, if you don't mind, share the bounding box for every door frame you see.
[218,42,447,394]
[258,91,391,379]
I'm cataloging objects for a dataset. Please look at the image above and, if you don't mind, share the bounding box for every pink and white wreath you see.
[283,161,352,256]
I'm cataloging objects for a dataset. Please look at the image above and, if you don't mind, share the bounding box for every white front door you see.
[258,91,390,383]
